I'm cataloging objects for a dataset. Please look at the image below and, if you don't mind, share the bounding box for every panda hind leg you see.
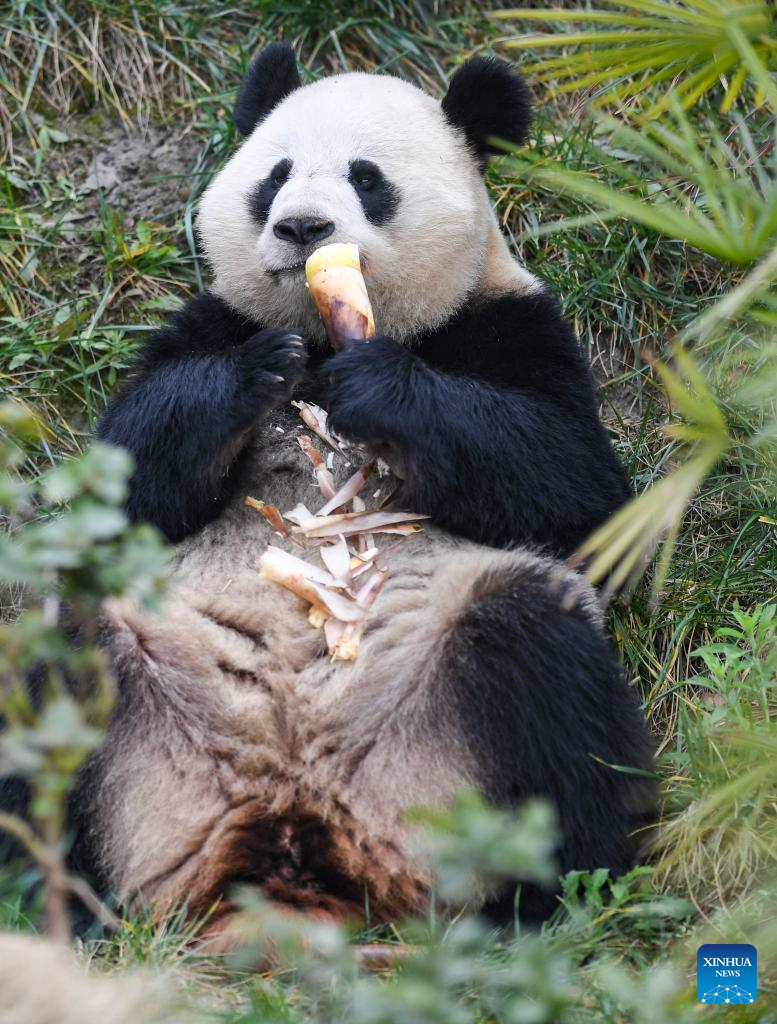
[420,550,657,922]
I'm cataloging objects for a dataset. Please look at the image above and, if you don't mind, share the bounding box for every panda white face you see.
[197,73,497,342]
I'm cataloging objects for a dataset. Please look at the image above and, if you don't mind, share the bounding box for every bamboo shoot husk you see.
[305,243,376,350]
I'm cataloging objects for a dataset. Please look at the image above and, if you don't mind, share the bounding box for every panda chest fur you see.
[237,403,401,525]
[154,399,419,712]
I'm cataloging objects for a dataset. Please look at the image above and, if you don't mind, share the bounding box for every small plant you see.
[409,790,559,906]
[656,604,777,910]
[554,866,692,955]
[95,208,181,280]
[0,400,169,940]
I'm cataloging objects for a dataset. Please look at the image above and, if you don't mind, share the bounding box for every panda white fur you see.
[70,45,656,938]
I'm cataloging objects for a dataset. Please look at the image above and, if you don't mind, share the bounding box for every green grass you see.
[1,0,777,1020]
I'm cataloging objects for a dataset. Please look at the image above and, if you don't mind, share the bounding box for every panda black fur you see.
[58,47,655,935]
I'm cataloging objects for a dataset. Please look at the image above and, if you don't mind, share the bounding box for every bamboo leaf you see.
[681,245,777,342]
[728,25,777,109]
[497,0,775,115]
[572,351,730,600]
[492,10,675,28]
[510,163,738,261]
[720,63,749,112]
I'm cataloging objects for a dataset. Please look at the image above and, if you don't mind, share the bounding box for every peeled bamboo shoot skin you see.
[305,242,376,350]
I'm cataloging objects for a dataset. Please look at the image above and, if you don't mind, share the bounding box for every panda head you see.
[198,43,536,342]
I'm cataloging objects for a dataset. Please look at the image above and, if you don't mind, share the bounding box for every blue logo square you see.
[697,944,757,1004]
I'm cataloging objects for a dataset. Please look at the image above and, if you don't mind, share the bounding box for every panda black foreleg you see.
[99,300,307,541]
[325,334,628,554]
[427,560,657,924]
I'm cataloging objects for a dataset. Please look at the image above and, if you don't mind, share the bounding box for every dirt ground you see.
[38,116,205,232]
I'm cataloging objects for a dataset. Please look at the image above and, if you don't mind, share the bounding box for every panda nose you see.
[273,217,335,246]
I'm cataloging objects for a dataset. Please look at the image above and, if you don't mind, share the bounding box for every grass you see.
[1,0,777,1020]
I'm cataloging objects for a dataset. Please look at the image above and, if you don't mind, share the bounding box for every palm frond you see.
[493,1,776,117]
[503,102,777,266]
[570,347,731,601]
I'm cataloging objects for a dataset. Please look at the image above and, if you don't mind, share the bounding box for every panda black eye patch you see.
[348,160,399,226]
[247,158,293,224]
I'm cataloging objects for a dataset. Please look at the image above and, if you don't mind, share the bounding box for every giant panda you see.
[74,44,655,938]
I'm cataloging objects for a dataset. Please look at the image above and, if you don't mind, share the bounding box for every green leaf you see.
[495,0,776,117]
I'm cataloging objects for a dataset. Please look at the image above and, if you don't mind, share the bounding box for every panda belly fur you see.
[87,403,653,932]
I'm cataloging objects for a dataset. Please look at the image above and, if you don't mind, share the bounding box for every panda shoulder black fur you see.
[85,44,656,936]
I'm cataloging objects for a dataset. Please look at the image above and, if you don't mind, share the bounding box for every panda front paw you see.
[326,334,415,447]
[238,328,308,406]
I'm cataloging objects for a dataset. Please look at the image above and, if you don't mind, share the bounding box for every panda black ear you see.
[441,56,533,166]
[234,42,301,136]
